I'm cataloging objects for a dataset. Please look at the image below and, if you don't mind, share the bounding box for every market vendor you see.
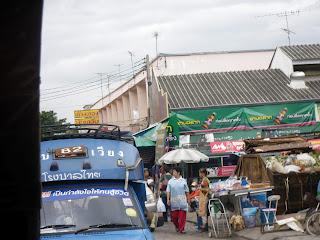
[198,168,210,232]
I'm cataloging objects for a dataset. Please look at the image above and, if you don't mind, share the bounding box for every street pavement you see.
[154,221,318,240]
[153,212,319,240]
[153,213,245,240]
[153,220,242,240]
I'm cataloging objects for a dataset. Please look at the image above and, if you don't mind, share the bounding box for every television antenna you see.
[256,10,302,45]
[153,31,159,68]
[153,31,159,56]
[128,51,135,78]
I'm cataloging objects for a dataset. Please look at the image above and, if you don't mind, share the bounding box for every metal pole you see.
[285,14,291,45]
[154,32,159,68]
[96,72,104,123]
[128,51,134,79]
[107,74,110,102]
[146,54,153,126]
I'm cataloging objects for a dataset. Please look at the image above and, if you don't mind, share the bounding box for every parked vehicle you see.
[40,124,155,239]
[305,180,320,236]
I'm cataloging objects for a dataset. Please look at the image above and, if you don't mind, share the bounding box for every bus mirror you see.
[124,158,143,191]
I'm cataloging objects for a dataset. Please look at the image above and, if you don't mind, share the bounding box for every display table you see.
[212,186,274,215]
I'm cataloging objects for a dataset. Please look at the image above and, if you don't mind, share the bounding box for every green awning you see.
[133,121,168,147]
[134,137,156,147]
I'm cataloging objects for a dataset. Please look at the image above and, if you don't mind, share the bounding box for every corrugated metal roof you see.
[158,69,320,109]
[280,44,320,61]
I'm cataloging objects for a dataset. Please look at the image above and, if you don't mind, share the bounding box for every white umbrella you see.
[158,148,209,164]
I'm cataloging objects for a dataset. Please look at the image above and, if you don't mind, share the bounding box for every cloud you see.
[40,0,320,121]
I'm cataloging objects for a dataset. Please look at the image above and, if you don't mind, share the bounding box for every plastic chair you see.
[261,195,280,232]
[208,198,232,238]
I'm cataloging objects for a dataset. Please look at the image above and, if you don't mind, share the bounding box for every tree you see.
[40,110,67,126]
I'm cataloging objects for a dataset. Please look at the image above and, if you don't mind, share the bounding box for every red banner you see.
[217,166,237,177]
[210,141,245,153]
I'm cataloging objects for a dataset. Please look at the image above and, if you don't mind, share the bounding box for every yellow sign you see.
[74,109,100,124]
[125,208,137,217]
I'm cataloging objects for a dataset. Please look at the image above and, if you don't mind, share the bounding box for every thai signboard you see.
[167,102,316,146]
[210,141,245,153]
[74,109,100,124]
[171,102,315,133]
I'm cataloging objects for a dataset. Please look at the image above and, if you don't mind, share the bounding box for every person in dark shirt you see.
[159,165,172,222]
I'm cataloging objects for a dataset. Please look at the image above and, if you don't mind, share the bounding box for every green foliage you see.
[40,110,67,126]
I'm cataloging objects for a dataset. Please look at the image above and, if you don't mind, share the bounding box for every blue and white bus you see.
[40,124,155,240]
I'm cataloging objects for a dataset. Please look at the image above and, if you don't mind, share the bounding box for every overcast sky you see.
[40,0,320,122]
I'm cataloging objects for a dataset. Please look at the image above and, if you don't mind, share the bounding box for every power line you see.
[40,65,146,102]
[41,61,145,97]
[40,65,145,100]
[41,75,99,91]
[41,58,145,92]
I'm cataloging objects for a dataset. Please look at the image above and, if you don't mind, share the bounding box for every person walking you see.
[198,168,210,232]
[166,166,190,234]
[159,165,172,222]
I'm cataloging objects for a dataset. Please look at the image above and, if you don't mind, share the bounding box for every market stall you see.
[209,153,274,231]
[244,136,320,214]
[205,135,320,236]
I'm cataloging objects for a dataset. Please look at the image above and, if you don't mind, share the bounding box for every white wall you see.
[270,48,294,77]
[91,50,275,109]
[154,50,274,76]
[90,49,277,131]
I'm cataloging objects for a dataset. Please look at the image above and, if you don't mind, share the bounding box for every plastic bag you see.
[284,164,301,173]
[271,161,287,174]
[157,197,166,212]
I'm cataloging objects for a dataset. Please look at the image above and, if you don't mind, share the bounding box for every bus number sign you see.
[54,146,88,159]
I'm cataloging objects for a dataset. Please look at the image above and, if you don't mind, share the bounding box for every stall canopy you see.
[133,120,168,147]
[244,136,311,153]
[158,148,209,164]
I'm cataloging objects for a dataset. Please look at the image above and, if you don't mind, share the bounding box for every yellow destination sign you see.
[74,109,100,124]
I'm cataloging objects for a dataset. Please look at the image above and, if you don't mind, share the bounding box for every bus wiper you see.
[75,223,137,234]
[41,224,76,230]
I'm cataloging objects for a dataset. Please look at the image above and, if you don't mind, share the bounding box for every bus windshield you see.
[40,185,143,234]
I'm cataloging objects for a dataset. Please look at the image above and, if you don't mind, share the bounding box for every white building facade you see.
[90,49,275,132]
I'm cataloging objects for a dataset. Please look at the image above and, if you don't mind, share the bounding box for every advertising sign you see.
[170,102,316,133]
[217,166,237,177]
[74,109,100,124]
[210,141,245,153]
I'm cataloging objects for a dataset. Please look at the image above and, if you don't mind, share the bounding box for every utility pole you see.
[146,54,153,126]
[153,32,159,68]
[128,51,135,79]
[106,74,110,102]
[96,72,104,123]
[256,10,301,45]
